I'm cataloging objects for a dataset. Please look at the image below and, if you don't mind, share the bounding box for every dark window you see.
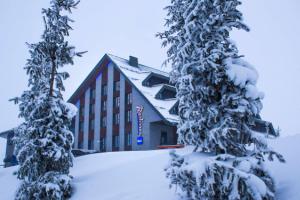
[100,137,106,152]
[88,139,94,150]
[113,113,120,125]
[126,133,132,146]
[71,118,75,133]
[80,106,84,116]
[126,93,132,105]
[113,135,120,148]
[114,81,120,91]
[102,85,107,96]
[78,140,83,149]
[126,110,132,123]
[89,119,94,131]
[102,100,107,111]
[90,103,95,114]
[79,121,84,132]
[102,116,107,128]
[160,131,168,145]
[90,88,96,100]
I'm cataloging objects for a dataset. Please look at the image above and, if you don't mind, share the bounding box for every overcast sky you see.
[0,0,299,136]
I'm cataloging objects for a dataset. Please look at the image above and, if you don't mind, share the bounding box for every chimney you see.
[129,56,138,67]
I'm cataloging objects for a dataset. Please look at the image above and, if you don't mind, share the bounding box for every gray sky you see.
[0,0,299,136]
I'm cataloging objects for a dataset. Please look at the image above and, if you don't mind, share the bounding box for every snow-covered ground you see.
[0,134,299,200]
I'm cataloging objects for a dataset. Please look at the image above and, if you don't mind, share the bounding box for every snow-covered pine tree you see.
[12,0,84,199]
[158,0,285,199]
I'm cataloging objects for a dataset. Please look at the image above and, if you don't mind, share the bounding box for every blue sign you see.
[137,136,143,145]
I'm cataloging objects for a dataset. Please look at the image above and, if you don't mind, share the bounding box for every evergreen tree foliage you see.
[12,0,84,199]
[158,0,284,199]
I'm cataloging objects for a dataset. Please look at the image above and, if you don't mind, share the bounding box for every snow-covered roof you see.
[107,54,179,124]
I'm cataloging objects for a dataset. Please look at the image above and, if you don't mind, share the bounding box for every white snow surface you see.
[0,134,299,200]
[225,57,264,100]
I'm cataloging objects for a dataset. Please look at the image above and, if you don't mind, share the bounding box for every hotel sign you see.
[136,105,144,145]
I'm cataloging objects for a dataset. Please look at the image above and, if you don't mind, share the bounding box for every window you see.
[80,106,84,116]
[113,113,120,125]
[71,119,75,133]
[90,103,95,114]
[102,116,107,128]
[102,85,107,96]
[114,81,120,91]
[114,97,120,108]
[126,133,132,146]
[88,139,94,150]
[79,121,84,132]
[113,135,120,148]
[102,100,107,111]
[126,93,132,105]
[160,131,168,145]
[90,88,96,100]
[126,110,132,123]
[100,137,106,152]
[89,119,94,131]
[78,140,83,149]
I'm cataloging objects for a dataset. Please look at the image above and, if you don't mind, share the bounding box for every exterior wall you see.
[69,58,177,153]
[83,88,90,149]
[106,62,114,151]
[124,80,133,151]
[94,74,102,151]
[74,100,80,149]
[149,122,177,149]
[131,86,162,151]
[119,74,125,151]
[3,131,17,167]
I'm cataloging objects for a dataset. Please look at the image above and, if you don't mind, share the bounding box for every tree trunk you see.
[49,55,56,97]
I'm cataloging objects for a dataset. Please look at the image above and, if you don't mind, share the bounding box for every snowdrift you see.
[0,135,299,200]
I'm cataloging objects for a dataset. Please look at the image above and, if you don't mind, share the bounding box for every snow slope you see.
[0,135,299,200]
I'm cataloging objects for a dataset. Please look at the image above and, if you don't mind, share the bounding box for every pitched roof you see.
[107,54,179,123]
[0,129,14,139]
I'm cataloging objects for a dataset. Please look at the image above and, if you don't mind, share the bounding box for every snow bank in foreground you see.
[0,135,299,200]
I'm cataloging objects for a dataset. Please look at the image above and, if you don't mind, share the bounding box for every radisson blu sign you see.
[136,105,144,145]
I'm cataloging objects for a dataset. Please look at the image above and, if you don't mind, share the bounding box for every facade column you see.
[106,62,114,151]
[132,88,138,150]
[74,100,80,149]
[94,74,102,151]
[119,74,125,151]
[83,88,90,149]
